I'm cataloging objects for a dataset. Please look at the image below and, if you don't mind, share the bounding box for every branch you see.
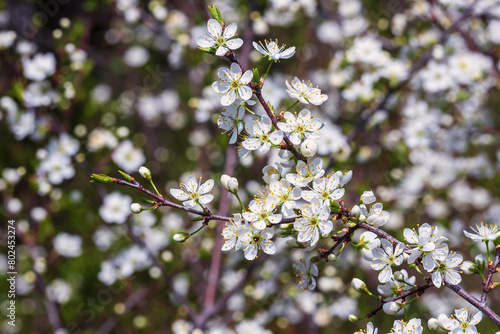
[445,279,500,326]
[365,282,434,318]
[112,177,233,223]
[225,51,307,162]
[481,245,500,303]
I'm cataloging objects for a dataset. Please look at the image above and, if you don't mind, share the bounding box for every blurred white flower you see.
[22,52,56,81]
[123,46,150,67]
[46,279,72,304]
[111,140,145,173]
[99,191,132,224]
[53,233,82,258]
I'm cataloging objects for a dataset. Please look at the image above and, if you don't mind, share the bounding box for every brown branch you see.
[225,51,307,162]
[365,282,434,318]
[445,279,500,326]
[112,177,233,223]
[481,245,500,303]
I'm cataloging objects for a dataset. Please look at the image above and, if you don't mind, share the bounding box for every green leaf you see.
[118,170,134,182]
[90,173,115,184]
[252,68,260,83]
[207,5,223,23]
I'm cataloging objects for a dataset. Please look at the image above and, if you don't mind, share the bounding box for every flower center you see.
[216,36,226,46]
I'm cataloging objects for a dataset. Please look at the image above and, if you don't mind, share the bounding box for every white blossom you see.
[253,39,295,61]
[294,198,332,246]
[285,77,328,105]
[293,252,318,290]
[239,225,276,260]
[170,176,214,210]
[371,239,405,283]
[197,19,243,56]
[212,63,253,106]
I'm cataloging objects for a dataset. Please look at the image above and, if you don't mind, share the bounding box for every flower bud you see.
[221,174,239,192]
[348,314,358,322]
[351,205,361,217]
[475,254,486,272]
[328,254,337,262]
[173,232,190,243]
[383,301,400,315]
[300,139,317,157]
[460,261,475,275]
[359,214,367,222]
[427,318,439,330]
[130,203,143,214]
[286,238,301,248]
[393,271,404,281]
[351,278,367,293]
[360,191,376,204]
[139,166,151,180]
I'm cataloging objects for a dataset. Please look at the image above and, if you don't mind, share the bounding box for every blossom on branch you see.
[197,19,243,56]
[293,252,318,290]
[285,77,328,105]
[279,109,324,145]
[252,39,296,61]
[294,198,333,246]
[437,307,482,334]
[370,239,404,283]
[170,176,214,210]
[239,225,276,260]
[241,115,283,153]
[212,63,253,106]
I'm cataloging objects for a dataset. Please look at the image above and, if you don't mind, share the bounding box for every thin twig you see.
[481,245,500,303]
[365,282,434,318]
[225,51,307,162]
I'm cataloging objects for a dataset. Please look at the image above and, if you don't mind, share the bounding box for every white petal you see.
[221,90,237,106]
[261,240,276,254]
[170,188,189,201]
[207,19,222,37]
[196,36,215,48]
[269,130,283,145]
[230,62,242,75]
[244,244,258,260]
[238,86,252,101]
[226,38,243,50]
[432,272,442,288]
[199,179,214,193]
[240,70,253,84]
[223,23,237,39]
[215,45,228,56]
